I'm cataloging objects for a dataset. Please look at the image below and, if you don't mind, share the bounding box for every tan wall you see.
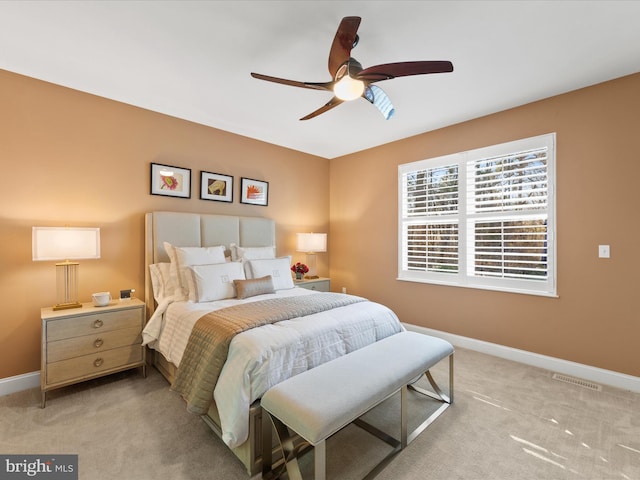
[330,73,640,378]
[0,69,329,379]
[3,67,638,381]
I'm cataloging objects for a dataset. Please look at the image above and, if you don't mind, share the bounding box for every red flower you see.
[291,262,309,274]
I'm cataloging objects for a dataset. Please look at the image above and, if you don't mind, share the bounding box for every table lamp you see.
[296,233,327,279]
[32,226,101,310]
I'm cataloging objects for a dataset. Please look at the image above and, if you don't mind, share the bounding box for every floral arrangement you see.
[291,262,309,275]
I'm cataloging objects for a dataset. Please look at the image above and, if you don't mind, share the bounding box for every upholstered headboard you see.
[144,211,276,314]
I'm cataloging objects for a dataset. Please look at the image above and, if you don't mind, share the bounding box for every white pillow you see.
[148,262,174,302]
[230,243,276,262]
[163,242,181,295]
[164,242,226,297]
[187,261,246,302]
[247,256,294,290]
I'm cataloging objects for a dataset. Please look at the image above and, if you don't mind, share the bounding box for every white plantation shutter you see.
[400,161,460,279]
[470,218,548,280]
[468,147,548,214]
[404,222,459,274]
[399,133,556,296]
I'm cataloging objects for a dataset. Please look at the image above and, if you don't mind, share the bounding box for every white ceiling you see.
[1,1,639,159]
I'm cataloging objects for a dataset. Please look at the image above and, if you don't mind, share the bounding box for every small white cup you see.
[92,292,112,307]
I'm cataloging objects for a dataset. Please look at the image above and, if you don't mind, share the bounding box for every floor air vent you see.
[552,373,602,391]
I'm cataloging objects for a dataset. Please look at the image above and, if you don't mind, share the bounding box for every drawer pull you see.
[94,338,104,348]
[94,319,103,328]
[93,358,104,368]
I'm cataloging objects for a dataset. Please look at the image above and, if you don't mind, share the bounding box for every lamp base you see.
[53,301,82,311]
[55,261,81,311]
[305,253,319,279]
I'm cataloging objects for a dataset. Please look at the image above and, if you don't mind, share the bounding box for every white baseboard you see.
[0,371,39,397]
[404,323,640,394]
[3,328,639,396]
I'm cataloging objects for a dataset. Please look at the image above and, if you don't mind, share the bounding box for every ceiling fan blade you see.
[357,61,454,82]
[251,72,333,91]
[328,17,361,77]
[300,97,344,121]
[363,85,395,120]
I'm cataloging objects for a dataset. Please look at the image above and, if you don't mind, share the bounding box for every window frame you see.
[398,133,557,297]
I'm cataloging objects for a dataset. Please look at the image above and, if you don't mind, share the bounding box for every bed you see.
[143,211,404,475]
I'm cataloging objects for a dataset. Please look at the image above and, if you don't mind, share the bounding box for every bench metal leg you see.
[450,353,455,403]
[262,411,310,480]
[407,352,454,445]
[401,384,408,449]
[314,441,326,480]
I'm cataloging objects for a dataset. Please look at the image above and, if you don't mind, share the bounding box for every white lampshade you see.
[296,233,327,253]
[32,226,100,310]
[296,233,326,280]
[33,227,101,261]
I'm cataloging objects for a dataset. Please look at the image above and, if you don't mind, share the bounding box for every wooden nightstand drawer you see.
[46,308,143,342]
[41,299,146,407]
[47,345,144,385]
[295,278,330,292]
[47,326,142,363]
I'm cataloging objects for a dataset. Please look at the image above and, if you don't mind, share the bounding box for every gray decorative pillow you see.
[234,275,276,299]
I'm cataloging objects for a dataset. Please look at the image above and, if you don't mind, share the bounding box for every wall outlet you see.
[598,245,610,258]
[342,287,347,294]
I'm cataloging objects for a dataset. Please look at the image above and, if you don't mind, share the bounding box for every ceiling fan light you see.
[334,76,365,101]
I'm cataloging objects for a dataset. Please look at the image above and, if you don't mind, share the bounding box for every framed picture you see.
[150,163,191,198]
[200,171,233,202]
[240,177,269,206]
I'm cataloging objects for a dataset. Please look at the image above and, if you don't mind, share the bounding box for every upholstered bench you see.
[260,331,454,480]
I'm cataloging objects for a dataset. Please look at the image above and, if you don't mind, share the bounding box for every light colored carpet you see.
[0,347,638,479]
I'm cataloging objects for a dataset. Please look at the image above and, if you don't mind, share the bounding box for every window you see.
[398,133,556,296]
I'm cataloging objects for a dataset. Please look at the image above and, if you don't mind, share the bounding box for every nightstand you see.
[294,277,331,292]
[41,298,146,407]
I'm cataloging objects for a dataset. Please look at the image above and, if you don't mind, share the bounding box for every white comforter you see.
[142,288,403,448]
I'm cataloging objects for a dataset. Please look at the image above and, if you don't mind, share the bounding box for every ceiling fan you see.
[251,16,453,121]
